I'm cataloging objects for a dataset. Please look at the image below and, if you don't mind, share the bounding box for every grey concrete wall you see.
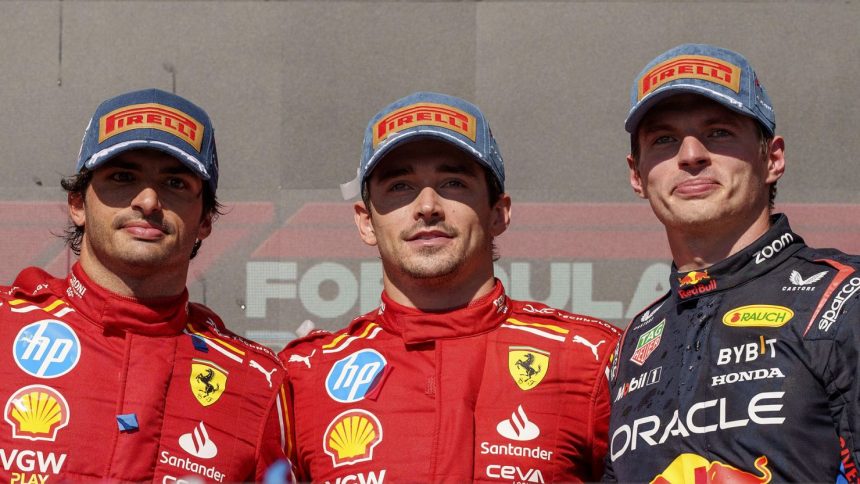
[1,1,857,349]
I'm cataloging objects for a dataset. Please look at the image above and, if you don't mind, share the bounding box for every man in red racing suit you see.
[280,92,620,483]
[0,89,290,482]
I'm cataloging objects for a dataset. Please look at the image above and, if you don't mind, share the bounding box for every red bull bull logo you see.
[677,270,718,299]
[650,454,771,484]
[678,270,710,287]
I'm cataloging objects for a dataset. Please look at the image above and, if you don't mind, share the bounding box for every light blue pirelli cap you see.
[340,91,505,199]
[625,44,775,137]
[76,88,219,191]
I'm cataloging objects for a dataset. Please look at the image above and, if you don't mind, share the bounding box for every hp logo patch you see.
[14,320,81,378]
[326,349,386,403]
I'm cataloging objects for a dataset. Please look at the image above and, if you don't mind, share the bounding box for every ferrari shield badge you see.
[190,359,228,406]
[508,346,550,391]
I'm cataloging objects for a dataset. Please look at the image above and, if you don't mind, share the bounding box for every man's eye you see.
[653,135,674,145]
[710,129,731,138]
[167,178,188,189]
[389,182,410,192]
[110,172,134,182]
[442,179,466,188]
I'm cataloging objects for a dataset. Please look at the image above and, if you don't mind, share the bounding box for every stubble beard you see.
[395,245,463,281]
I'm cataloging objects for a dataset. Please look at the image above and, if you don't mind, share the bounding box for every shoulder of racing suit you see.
[789,246,860,341]
[187,302,284,366]
[507,299,622,341]
[278,311,375,370]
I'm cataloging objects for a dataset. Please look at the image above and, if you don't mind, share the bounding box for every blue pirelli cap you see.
[625,44,775,137]
[76,89,219,191]
[340,91,505,199]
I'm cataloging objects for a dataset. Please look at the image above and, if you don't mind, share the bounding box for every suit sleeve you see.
[590,339,615,481]
[601,339,622,482]
[255,370,295,482]
[822,299,860,475]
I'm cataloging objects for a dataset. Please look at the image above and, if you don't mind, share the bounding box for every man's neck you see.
[77,253,189,299]
[381,271,497,312]
[668,210,772,272]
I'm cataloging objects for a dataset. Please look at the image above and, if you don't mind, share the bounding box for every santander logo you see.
[179,421,218,459]
[496,405,540,441]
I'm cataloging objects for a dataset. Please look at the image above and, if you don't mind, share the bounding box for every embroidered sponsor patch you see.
[190,359,228,407]
[5,384,70,441]
[373,102,477,147]
[508,346,550,391]
[630,319,664,366]
[324,409,383,467]
[638,54,742,100]
[99,102,204,151]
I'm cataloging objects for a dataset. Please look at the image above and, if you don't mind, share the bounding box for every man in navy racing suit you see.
[604,43,860,483]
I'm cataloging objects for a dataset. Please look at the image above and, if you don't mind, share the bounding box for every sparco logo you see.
[610,391,784,461]
[753,232,794,264]
[819,277,860,332]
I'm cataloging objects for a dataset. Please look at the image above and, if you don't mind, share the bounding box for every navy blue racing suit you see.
[605,214,860,483]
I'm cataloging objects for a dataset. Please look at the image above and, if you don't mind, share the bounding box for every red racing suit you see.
[0,264,291,483]
[281,281,620,483]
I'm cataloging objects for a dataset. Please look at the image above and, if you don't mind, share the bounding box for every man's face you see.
[628,94,784,233]
[70,149,212,278]
[355,140,510,288]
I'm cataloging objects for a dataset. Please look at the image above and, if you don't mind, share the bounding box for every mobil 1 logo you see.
[14,320,81,378]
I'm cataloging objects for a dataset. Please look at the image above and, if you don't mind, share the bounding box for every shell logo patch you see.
[4,384,70,441]
[508,346,550,391]
[190,359,228,407]
[323,409,383,467]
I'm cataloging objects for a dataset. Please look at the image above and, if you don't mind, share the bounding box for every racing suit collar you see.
[670,214,804,302]
[64,262,190,336]
[376,279,512,345]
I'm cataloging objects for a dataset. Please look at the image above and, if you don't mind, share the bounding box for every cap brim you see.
[624,84,764,135]
[342,129,491,201]
[82,139,212,181]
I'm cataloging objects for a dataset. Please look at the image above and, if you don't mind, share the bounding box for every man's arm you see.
[255,375,295,482]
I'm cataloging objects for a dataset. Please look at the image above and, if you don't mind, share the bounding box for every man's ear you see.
[197,213,213,241]
[489,193,512,237]
[628,154,646,199]
[765,135,786,185]
[68,192,86,227]
[355,201,377,246]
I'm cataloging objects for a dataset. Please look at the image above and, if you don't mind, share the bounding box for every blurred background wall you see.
[2,0,858,349]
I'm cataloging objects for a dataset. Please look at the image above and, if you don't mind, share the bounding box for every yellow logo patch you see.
[372,102,477,148]
[722,305,794,328]
[508,346,550,391]
[190,359,228,406]
[324,409,383,467]
[638,54,742,101]
[99,102,204,151]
